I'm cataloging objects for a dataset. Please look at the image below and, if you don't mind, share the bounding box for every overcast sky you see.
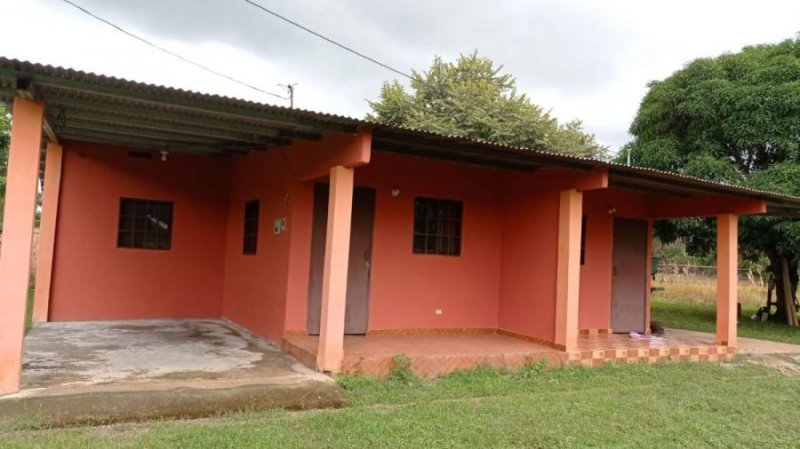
[1,0,799,152]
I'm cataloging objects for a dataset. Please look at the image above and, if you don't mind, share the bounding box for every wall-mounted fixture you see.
[273,217,287,235]
[160,150,169,162]
[607,206,617,215]
[391,188,400,197]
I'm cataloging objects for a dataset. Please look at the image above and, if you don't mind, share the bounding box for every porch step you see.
[0,374,345,427]
[283,332,736,378]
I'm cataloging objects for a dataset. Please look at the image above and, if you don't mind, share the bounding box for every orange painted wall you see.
[282,181,315,333]
[49,136,682,341]
[577,188,655,331]
[578,211,613,330]
[224,132,372,342]
[220,150,298,342]
[49,142,230,320]
[283,152,505,331]
[365,158,503,330]
[497,189,561,342]
[282,153,630,338]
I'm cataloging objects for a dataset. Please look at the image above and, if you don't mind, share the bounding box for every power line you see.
[58,0,289,101]
[242,0,413,80]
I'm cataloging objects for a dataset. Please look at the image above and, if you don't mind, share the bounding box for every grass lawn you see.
[652,298,800,345]
[2,361,800,448]
[25,285,34,334]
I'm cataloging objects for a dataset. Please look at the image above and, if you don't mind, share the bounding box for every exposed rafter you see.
[0,70,358,134]
[374,139,541,173]
[56,112,289,147]
[15,79,59,143]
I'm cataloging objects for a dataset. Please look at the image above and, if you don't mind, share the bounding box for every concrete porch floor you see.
[0,320,344,426]
[285,332,559,378]
[284,329,736,377]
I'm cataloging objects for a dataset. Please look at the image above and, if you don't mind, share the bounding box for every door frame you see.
[610,217,648,333]
[306,183,375,335]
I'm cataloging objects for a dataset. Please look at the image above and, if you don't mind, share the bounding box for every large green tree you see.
[368,52,607,158]
[626,38,800,323]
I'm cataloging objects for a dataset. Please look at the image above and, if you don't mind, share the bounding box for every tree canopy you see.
[368,52,607,158]
[626,38,800,322]
[627,38,800,176]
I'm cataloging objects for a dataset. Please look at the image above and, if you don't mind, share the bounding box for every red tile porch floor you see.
[282,331,736,378]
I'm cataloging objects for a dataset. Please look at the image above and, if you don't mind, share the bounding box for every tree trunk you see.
[767,252,799,324]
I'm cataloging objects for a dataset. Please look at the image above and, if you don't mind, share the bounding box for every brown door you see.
[307,183,375,335]
[611,218,648,333]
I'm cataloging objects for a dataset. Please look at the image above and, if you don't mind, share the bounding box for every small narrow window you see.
[580,216,587,265]
[413,197,462,256]
[117,198,173,250]
[243,200,260,255]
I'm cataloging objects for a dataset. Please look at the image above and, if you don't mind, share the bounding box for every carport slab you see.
[0,319,344,426]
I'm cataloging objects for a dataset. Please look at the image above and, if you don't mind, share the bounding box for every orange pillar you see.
[0,97,44,395]
[555,189,582,351]
[644,220,654,333]
[716,214,738,346]
[316,165,354,372]
[32,142,64,322]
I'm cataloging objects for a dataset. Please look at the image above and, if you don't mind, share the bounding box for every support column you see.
[32,142,64,322]
[316,165,354,372]
[0,97,44,395]
[644,220,654,333]
[716,214,738,346]
[555,189,582,351]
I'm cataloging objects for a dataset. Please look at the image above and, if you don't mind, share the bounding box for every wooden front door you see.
[307,183,375,335]
[611,218,648,333]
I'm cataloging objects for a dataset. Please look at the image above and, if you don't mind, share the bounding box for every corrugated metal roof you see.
[1,56,800,213]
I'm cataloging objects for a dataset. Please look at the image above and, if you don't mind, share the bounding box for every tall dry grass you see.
[652,275,766,308]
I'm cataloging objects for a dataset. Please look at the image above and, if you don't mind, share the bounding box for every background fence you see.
[656,263,765,286]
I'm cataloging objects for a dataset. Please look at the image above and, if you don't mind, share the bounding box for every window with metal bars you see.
[413,197,462,256]
[117,198,173,250]
[243,200,260,255]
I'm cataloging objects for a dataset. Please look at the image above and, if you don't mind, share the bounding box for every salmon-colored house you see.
[2,58,800,395]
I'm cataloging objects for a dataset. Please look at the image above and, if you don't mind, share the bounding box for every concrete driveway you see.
[0,319,344,426]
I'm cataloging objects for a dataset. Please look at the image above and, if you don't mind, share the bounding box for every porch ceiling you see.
[2,57,800,216]
[0,58,360,157]
[606,168,800,217]
[371,126,800,216]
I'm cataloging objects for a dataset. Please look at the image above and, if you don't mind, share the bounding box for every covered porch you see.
[301,164,754,376]
[283,330,732,378]
[3,58,800,396]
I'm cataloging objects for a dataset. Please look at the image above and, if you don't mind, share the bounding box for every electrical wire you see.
[242,0,413,80]
[58,0,289,101]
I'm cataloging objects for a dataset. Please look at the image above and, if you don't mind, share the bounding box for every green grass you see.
[652,298,800,345]
[24,285,34,334]
[3,361,800,448]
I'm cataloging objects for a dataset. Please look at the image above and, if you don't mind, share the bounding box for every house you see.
[1,57,799,396]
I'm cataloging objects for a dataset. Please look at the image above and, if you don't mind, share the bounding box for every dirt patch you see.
[157,370,222,381]
[744,353,800,377]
